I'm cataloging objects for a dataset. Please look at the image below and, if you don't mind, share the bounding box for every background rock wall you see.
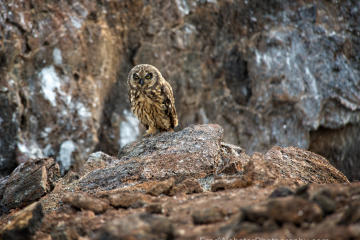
[1,0,359,180]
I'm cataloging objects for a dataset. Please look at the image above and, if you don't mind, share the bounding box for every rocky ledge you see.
[0,124,358,240]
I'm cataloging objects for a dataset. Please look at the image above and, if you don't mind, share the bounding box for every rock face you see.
[0,0,359,181]
[0,124,355,239]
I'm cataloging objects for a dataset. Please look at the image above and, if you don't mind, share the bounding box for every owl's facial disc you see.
[133,71,153,87]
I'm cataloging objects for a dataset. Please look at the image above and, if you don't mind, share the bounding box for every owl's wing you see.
[128,89,135,115]
[162,81,178,129]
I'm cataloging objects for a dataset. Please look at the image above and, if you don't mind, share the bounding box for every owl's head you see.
[128,64,162,89]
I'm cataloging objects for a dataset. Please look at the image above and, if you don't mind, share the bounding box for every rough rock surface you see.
[0,158,60,212]
[1,0,359,181]
[0,202,44,240]
[62,193,109,214]
[0,124,356,239]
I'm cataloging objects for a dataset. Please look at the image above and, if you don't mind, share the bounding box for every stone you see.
[40,125,222,203]
[61,172,80,186]
[218,161,242,175]
[192,207,226,225]
[61,193,108,214]
[118,124,223,180]
[167,183,187,196]
[146,179,175,196]
[262,219,279,231]
[210,177,251,192]
[161,177,203,196]
[95,213,174,240]
[268,196,323,224]
[312,191,336,216]
[262,147,349,185]
[236,221,264,235]
[295,184,310,199]
[146,204,163,214]
[130,201,147,209]
[0,202,44,240]
[339,202,360,225]
[109,193,150,209]
[1,158,60,209]
[182,178,204,194]
[269,187,294,198]
[78,152,119,177]
[217,142,247,175]
[218,212,245,237]
[51,225,78,240]
[242,203,269,224]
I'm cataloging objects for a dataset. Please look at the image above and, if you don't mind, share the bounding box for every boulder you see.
[0,158,60,210]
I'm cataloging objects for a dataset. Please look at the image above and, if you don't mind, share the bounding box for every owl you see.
[127,64,178,136]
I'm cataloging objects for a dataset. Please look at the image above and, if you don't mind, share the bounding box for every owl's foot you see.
[147,130,160,138]
[141,128,159,139]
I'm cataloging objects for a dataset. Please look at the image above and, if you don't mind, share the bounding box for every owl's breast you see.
[133,91,153,104]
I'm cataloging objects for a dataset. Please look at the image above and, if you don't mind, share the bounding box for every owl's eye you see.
[133,74,139,79]
[145,73,152,79]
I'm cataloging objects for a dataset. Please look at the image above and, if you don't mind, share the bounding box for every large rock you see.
[37,124,223,212]
[0,158,60,211]
[117,124,223,179]
[0,0,359,181]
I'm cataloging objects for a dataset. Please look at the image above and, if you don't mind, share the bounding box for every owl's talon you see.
[147,130,160,138]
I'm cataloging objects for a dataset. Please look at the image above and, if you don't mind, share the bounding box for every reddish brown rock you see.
[312,190,336,216]
[242,202,270,224]
[95,213,175,240]
[269,187,294,198]
[242,146,349,185]
[118,124,223,180]
[62,193,108,214]
[339,202,360,225]
[109,193,150,208]
[78,152,119,177]
[192,207,227,225]
[217,142,248,175]
[1,158,60,210]
[268,196,323,224]
[146,179,175,196]
[218,161,242,175]
[0,202,44,240]
[182,178,204,194]
[146,204,163,214]
[51,224,79,240]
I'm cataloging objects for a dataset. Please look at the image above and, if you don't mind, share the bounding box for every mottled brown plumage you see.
[127,64,178,136]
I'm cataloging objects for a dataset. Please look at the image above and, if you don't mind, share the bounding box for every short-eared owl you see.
[127,64,178,136]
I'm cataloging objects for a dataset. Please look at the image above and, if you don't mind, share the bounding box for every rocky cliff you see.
[2,124,359,240]
[0,1,359,180]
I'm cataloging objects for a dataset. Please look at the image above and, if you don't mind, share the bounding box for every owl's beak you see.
[140,79,144,86]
